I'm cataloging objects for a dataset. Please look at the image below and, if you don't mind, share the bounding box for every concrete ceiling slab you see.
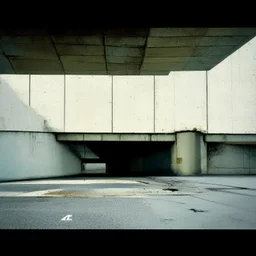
[145,47,195,57]
[51,35,103,45]
[105,36,146,47]
[149,28,208,37]
[106,56,143,64]
[60,55,106,63]
[147,37,201,47]
[9,59,64,74]
[56,45,105,56]
[62,61,106,72]
[1,27,256,75]
[105,46,144,57]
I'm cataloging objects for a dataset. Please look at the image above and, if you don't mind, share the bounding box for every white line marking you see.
[2,180,140,185]
[0,192,22,197]
[16,189,63,197]
[61,215,72,221]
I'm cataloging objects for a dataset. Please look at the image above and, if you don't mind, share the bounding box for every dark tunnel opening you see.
[79,141,175,177]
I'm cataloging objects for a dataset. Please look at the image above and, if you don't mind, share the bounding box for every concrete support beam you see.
[57,134,83,141]
[205,134,256,144]
[171,132,205,175]
[56,133,176,142]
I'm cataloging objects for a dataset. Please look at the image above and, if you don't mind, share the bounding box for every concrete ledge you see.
[56,133,176,142]
[205,134,256,144]
[57,134,83,141]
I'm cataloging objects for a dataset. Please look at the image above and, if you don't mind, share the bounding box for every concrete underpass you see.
[1,27,256,232]
[78,141,173,176]
[1,27,256,181]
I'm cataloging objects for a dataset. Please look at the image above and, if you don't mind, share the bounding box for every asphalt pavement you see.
[0,175,255,230]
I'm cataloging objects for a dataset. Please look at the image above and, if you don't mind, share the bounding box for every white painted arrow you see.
[61,214,72,221]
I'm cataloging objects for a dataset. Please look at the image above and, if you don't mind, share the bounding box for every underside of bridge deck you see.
[1,27,256,75]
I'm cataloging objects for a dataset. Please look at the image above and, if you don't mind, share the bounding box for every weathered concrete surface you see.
[207,143,256,175]
[171,132,203,175]
[0,132,82,181]
[1,28,256,75]
[205,134,256,144]
[57,133,176,142]
[0,176,255,229]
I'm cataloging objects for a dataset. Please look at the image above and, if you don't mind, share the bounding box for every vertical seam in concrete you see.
[139,28,150,74]
[230,58,234,133]
[173,73,176,132]
[242,145,245,172]
[3,53,16,74]
[64,75,66,132]
[111,76,114,132]
[153,76,156,133]
[248,146,251,174]
[29,75,31,106]
[102,32,108,75]
[49,35,65,74]
[206,71,208,133]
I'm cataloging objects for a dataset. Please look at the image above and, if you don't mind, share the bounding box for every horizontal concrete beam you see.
[205,134,256,144]
[56,133,176,142]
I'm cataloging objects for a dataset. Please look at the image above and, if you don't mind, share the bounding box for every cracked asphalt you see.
[0,175,255,229]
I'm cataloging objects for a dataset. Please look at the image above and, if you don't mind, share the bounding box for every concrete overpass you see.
[1,27,256,75]
[1,27,256,181]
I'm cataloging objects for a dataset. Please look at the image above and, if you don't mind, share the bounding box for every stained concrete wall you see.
[157,71,207,132]
[207,143,256,175]
[30,75,65,132]
[0,75,51,132]
[208,36,256,134]
[0,132,82,181]
[0,72,207,133]
[0,78,81,181]
[174,71,207,132]
[1,35,256,134]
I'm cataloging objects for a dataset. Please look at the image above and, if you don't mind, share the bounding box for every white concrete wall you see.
[1,72,206,133]
[113,76,154,133]
[0,132,82,181]
[1,33,256,135]
[65,75,112,132]
[30,75,65,132]
[207,144,256,174]
[0,75,50,132]
[155,76,175,133]
[208,36,256,134]
[1,74,29,105]
[172,71,207,132]
[155,72,207,133]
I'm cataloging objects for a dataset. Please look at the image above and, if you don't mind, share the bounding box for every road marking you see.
[16,189,63,197]
[0,192,22,197]
[1,179,140,185]
[61,215,72,221]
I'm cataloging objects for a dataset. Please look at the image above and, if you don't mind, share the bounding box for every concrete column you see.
[171,132,205,175]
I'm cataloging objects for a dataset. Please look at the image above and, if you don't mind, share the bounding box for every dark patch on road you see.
[161,218,174,222]
[162,188,179,192]
[189,208,207,213]
[206,186,256,197]
[207,187,248,191]
[137,181,149,185]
